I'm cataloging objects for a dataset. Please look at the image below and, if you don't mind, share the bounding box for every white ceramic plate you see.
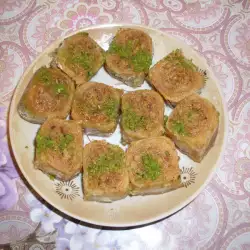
[9,24,228,227]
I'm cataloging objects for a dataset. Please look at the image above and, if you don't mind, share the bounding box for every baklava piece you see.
[148,49,206,106]
[120,90,164,144]
[18,66,75,123]
[83,140,129,202]
[55,32,105,85]
[125,136,182,196]
[165,94,219,162]
[105,28,153,87]
[71,82,123,135]
[34,118,83,181]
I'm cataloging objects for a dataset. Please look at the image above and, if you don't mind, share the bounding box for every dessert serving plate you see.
[9,24,227,227]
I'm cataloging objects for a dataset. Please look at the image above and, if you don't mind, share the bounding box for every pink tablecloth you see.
[0,0,250,249]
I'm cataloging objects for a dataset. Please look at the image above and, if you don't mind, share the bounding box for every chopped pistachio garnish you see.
[36,133,74,153]
[122,108,146,131]
[36,68,68,95]
[109,41,133,59]
[172,120,186,136]
[79,97,118,119]
[164,115,168,124]
[71,52,94,71]
[109,41,152,72]
[48,174,55,181]
[87,147,124,176]
[165,49,198,71]
[131,50,152,72]
[36,134,55,153]
[87,71,94,78]
[53,83,68,95]
[138,154,161,181]
[102,99,119,120]
[58,134,74,152]
[37,68,52,85]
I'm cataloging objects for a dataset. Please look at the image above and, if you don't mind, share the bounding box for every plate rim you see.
[9,23,229,227]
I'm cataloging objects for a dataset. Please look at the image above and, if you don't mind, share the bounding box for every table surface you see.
[0,0,250,249]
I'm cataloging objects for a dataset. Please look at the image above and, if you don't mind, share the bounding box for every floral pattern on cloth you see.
[24,192,165,250]
[0,47,19,97]
[0,0,22,15]
[234,18,250,64]
[0,106,18,211]
[59,3,113,32]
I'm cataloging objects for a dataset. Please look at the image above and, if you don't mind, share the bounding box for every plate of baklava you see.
[9,24,227,227]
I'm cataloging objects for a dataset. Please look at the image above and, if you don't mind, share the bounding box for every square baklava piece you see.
[120,90,164,144]
[71,82,123,135]
[34,118,83,180]
[165,94,219,162]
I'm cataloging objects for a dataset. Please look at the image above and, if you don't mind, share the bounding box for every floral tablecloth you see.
[0,0,250,249]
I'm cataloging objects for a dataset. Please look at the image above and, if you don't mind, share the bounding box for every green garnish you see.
[72,52,94,71]
[81,98,119,119]
[25,146,28,149]
[131,50,152,72]
[109,41,152,72]
[139,154,161,181]
[87,71,94,78]
[164,115,168,124]
[88,147,124,176]
[172,120,186,136]
[36,68,68,95]
[165,49,198,71]
[109,41,133,59]
[48,174,55,181]
[53,83,68,95]
[122,108,146,131]
[102,99,119,120]
[37,68,52,85]
[36,134,55,153]
[36,133,74,153]
[58,134,74,152]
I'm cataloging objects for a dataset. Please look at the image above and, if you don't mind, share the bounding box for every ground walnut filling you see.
[36,133,74,154]
[29,86,58,113]
[87,146,124,176]
[108,40,152,72]
[159,49,206,93]
[77,93,119,122]
[160,65,196,92]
